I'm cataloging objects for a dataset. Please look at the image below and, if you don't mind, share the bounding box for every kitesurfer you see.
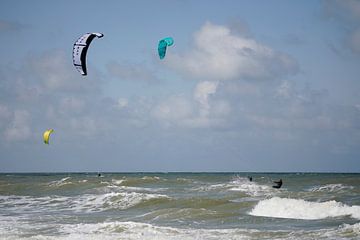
[272,179,282,189]
[248,176,253,182]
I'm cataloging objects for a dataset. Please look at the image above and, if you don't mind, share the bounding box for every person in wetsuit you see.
[248,176,253,182]
[273,179,282,189]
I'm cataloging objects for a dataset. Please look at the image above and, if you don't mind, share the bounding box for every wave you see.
[308,184,354,193]
[121,176,163,186]
[71,192,170,212]
[190,177,273,198]
[2,219,359,240]
[47,177,72,187]
[228,176,273,197]
[0,192,170,213]
[111,179,125,185]
[340,222,360,235]
[249,197,360,220]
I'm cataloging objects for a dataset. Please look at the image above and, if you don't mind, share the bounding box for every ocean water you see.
[0,173,359,239]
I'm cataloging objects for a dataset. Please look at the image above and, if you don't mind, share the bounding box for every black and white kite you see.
[72,32,103,76]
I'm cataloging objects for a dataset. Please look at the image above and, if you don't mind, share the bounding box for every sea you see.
[0,172,359,239]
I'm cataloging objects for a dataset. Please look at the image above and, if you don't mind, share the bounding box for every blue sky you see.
[0,0,360,172]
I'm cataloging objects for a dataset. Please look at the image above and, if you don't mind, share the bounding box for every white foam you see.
[104,184,168,193]
[1,217,359,239]
[192,183,228,192]
[142,176,160,180]
[1,218,256,240]
[191,177,273,197]
[64,192,170,212]
[0,192,169,214]
[309,184,354,192]
[111,179,125,185]
[58,221,258,240]
[249,197,360,220]
[229,177,273,197]
[340,222,360,234]
[48,177,72,187]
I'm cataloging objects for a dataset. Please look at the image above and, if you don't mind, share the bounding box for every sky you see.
[0,0,360,172]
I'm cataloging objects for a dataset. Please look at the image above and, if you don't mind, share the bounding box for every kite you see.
[158,37,174,60]
[43,129,54,145]
[73,32,104,76]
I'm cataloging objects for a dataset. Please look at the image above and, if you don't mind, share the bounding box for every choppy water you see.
[0,173,359,239]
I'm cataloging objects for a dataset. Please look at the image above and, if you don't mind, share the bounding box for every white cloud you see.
[68,117,98,137]
[152,95,193,124]
[167,22,298,81]
[324,0,360,55]
[276,81,294,99]
[59,97,85,113]
[0,20,24,32]
[25,50,101,93]
[0,104,11,129]
[332,0,360,20]
[107,61,159,82]
[0,104,11,120]
[194,81,218,116]
[0,50,106,144]
[152,81,230,128]
[348,28,360,53]
[117,98,128,109]
[4,110,31,142]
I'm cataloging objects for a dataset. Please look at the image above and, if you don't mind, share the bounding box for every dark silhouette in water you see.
[273,179,282,189]
[248,176,253,182]
[98,173,101,177]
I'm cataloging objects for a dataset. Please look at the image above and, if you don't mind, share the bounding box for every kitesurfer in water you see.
[248,176,253,182]
[272,179,282,189]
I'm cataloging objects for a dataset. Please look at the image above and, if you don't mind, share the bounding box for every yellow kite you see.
[43,129,54,144]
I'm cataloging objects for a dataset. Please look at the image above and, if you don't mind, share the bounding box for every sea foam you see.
[249,197,360,220]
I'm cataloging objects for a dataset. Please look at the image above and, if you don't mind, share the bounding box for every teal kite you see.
[158,37,174,60]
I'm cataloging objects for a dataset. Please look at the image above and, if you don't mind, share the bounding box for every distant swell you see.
[249,197,360,220]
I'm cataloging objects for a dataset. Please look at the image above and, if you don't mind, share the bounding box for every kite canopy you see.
[43,129,54,145]
[72,32,104,76]
[158,37,174,60]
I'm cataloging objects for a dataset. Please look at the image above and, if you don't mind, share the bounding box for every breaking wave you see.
[249,197,360,220]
